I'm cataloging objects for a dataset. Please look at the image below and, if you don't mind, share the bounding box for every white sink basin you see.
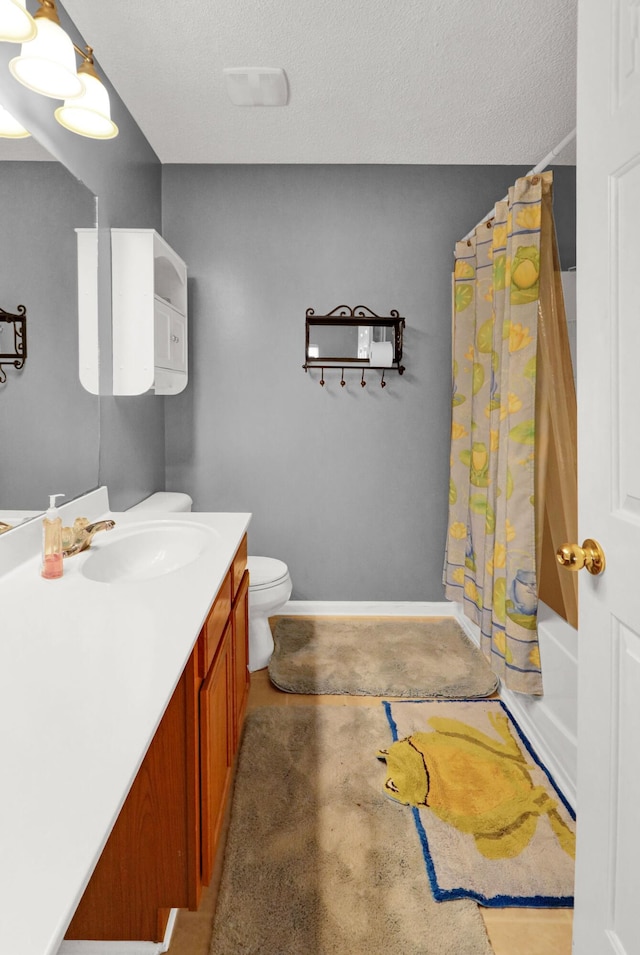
[81,521,217,583]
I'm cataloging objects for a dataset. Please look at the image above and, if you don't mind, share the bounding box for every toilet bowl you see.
[247,556,292,672]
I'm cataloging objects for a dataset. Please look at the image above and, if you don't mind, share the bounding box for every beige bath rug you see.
[209,705,493,955]
[268,615,499,697]
[380,699,575,907]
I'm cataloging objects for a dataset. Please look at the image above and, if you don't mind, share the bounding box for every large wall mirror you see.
[0,136,100,528]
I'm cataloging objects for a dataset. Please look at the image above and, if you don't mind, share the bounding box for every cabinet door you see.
[65,650,199,942]
[232,570,250,748]
[154,296,187,372]
[199,622,233,886]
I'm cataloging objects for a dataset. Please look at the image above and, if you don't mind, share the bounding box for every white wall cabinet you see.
[111,228,188,395]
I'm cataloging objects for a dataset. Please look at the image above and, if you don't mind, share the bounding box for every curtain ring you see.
[340,368,346,387]
[320,368,325,387]
[380,370,386,389]
[361,368,366,388]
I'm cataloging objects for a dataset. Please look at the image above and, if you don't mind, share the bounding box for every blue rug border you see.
[381,697,575,908]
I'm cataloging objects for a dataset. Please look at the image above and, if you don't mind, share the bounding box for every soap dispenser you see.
[41,494,64,580]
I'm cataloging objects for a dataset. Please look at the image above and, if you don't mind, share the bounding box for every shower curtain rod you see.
[459,127,577,244]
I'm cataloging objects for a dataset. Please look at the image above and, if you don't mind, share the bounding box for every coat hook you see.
[361,368,366,388]
[340,368,346,387]
[320,367,325,387]
[381,370,386,388]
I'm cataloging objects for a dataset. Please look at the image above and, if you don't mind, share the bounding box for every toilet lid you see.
[248,556,289,588]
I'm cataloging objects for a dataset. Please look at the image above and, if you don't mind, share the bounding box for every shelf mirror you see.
[304,305,405,372]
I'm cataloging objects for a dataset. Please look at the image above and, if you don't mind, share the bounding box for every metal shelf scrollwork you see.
[303,305,405,388]
[0,305,27,384]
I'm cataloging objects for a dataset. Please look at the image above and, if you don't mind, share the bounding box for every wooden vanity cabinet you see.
[65,535,249,943]
[200,552,250,884]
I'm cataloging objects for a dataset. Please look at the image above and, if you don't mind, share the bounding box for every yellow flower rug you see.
[379,699,575,907]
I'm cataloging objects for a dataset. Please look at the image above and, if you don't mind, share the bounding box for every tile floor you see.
[168,669,573,955]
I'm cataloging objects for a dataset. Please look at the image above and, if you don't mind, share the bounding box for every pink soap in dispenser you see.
[41,494,64,579]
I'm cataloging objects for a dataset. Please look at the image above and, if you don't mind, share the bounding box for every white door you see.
[573,1,640,952]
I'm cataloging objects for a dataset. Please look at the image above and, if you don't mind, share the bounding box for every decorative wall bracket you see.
[0,305,27,384]
[303,305,405,386]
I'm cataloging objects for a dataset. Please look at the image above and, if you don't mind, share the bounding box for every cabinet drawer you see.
[232,534,247,599]
[200,570,232,676]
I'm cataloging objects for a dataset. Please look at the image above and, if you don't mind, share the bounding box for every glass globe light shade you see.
[0,0,36,42]
[9,17,84,99]
[55,71,118,139]
[0,103,30,138]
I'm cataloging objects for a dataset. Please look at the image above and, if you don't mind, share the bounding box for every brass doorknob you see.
[556,539,606,576]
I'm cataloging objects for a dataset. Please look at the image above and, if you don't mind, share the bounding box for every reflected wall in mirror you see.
[0,137,100,528]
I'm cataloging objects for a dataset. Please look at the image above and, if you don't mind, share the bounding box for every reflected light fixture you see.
[0,0,36,42]
[9,0,84,100]
[0,102,30,136]
[55,45,117,139]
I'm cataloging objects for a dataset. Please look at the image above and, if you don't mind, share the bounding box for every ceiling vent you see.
[223,67,289,107]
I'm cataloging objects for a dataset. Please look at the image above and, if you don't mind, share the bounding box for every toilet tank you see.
[127,491,193,513]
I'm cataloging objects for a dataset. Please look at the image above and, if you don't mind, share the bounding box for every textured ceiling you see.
[49,0,579,165]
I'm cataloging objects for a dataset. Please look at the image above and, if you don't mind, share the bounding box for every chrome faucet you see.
[62,518,116,558]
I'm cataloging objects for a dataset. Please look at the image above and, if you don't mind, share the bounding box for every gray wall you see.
[0,1,165,512]
[162,164,576,600]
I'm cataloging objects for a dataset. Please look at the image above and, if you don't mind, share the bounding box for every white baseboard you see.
[281,600,456,616]
[58,909,177,955]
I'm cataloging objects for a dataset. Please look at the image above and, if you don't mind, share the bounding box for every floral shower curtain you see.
[443,171,555,696]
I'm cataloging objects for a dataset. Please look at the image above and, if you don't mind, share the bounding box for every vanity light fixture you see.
[0,101,30,136]
[9,0,83,100]
[0,0,118,139]
[0,0,36,43]
[55,46,118,139]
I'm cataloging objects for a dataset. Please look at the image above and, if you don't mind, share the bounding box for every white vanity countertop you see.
[0,490,251,955]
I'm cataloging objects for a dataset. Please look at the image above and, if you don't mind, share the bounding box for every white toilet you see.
[247,556,292,672]
[128,494,291,673]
